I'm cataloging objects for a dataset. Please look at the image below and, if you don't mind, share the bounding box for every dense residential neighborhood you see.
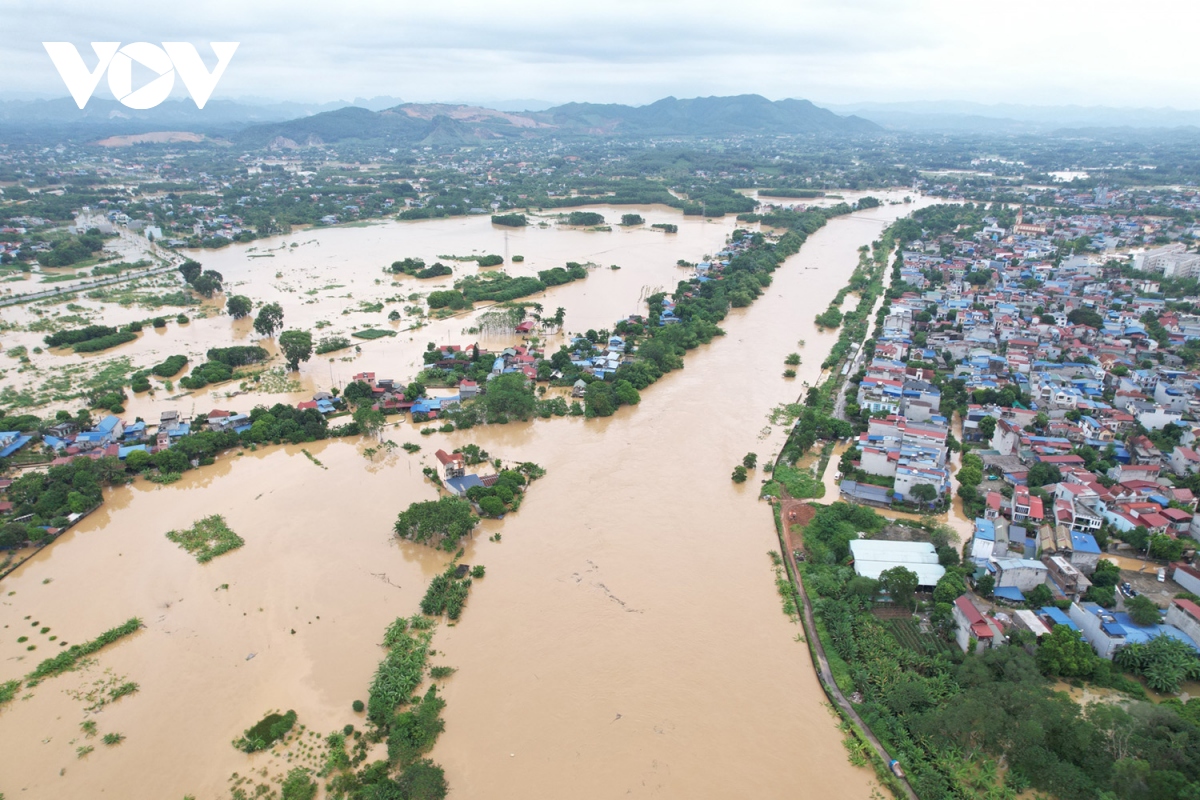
[824,204,1200,669]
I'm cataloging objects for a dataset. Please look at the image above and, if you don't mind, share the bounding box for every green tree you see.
[957,465,983,487]
[153,447,188,474]
[1067,307,1104,328]
[343,380,374,405]
[731,465,748,483]
[253,302,284,338]
[613,379,640,406]
[742,452,758,469]
[478,496,506,517]
[1115,635,1200,693]
[977,415,997,441]
[191,271,223,297]
[354,406,386,441]
[278,330,313,371]
[1149,534,1185,562]
[1092,558,1121,587]
[226,295,253,319]
[930,601,956,638]
[178,259,201,284]
[584,381,617,418]
[481,373,536,421]
[393,497,479,550]
[279,767,317,800]
[879,566,919,610]
[975,574,995,597]
[1122,526,1150,553]
[67,490,89,514]
[933,571,965,605]
[910,483,938,504]
[1026,583,1053,608]
[1086,583,1116,608]
[123,449,152,473]
[1026,461,1063,488]
[1126,595,1161,627]
[396,758,448,800]
[1036,625,1098,678]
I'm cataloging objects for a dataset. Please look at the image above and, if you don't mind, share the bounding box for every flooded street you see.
[0,193,936,798]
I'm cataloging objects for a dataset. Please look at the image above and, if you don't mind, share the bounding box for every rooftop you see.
[848,539,946,586]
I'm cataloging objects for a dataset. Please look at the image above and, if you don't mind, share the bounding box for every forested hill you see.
[232,94,880,147]
[538,95,880,136]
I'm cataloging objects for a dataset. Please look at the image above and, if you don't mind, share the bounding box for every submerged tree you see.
[278,329,313,371]
[254,302,285,338]
[226,294,253,319]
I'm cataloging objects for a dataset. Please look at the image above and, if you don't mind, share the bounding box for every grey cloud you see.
[1,0,1197,107]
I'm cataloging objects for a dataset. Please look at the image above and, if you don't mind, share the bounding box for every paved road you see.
[831,248,898,422]
[0,261,180,307]
[0,230,182,308]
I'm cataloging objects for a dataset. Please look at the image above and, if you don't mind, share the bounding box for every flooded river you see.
[0,193,935,798]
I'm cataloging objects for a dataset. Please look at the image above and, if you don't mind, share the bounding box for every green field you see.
[886,617,956,656]
[352,329,397,340]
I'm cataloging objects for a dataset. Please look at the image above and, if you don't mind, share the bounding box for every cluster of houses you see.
[840,413,952,508]
[567,334,629,381]
[0,391,345,469]
[952,590,1200,661]
[433,448,500,497]
[970,403,1200,542]
[837,210,1200,661]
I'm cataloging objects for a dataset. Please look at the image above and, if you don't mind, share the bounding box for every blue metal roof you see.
[994,586,1025,602]
[1070,531,1101,554]
[0,433,32,458]
[446,475,485,496]
[1040,606,1078,631]
[1111,612,1199,650]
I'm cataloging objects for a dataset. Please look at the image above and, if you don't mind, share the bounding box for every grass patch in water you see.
[25,617,142,683]
[233,709,297,753]
[166,514,244,563]
[351,328,396,340]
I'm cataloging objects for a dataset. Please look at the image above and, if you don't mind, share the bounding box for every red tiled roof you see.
[1173,598,1200,620]
[1027,496,1044,517]
[955,596,994,639]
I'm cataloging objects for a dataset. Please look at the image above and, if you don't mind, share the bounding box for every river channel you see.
[0,192,936,798]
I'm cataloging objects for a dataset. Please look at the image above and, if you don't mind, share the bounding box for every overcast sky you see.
[1,0,1197,109]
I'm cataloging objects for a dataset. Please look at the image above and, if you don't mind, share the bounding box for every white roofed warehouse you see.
[848,539,946,588]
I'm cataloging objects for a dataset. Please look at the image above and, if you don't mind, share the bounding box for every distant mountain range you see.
[5,93,1200,145]
[0,94,879,145]
[0,96,366,140]
[822,100,1200,133]
[232,94,881,147]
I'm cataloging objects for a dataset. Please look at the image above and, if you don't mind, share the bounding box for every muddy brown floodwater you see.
[0,193,937,799]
